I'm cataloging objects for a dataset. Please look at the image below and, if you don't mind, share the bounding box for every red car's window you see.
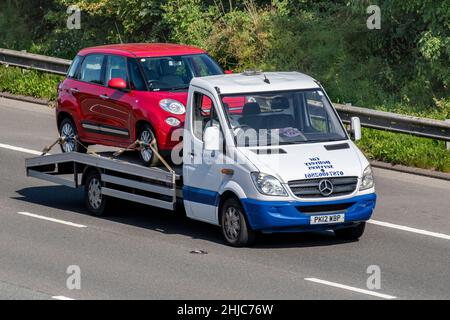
[79,54,104,85]
[105,55,129,86]
[138,54,223,91]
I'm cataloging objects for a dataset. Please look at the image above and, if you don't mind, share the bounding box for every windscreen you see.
[220,89,347,146]
[138,54,223,91]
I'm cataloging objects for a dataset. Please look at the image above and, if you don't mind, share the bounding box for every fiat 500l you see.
[56,43,224,165]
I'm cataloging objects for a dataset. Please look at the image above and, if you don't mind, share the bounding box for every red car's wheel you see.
[138,124,160,167]
[59,118,87,153]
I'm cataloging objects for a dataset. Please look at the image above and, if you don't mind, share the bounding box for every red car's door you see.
[89,54,134,145]
[75,54,134,147]
[76,54,111,143]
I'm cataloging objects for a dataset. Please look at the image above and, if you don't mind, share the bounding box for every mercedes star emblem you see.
[318,179,333,196]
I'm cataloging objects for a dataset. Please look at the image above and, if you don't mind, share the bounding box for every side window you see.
[105,55,129,87]
[128,58,146,91]
[67,55,83,79]
[79,54,104,85]
[192,92,220,141]
[305,91,331,133]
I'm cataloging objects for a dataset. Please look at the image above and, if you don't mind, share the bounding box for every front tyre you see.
[221,198,255,247]
[138,124,160,167]
[334,222,366,240]
[59,118,87,153]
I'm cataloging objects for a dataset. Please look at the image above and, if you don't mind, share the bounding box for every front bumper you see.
[241,193,376,233]
[156,120,184,151]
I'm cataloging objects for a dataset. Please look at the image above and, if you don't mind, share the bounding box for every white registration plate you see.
[310,213,345,225]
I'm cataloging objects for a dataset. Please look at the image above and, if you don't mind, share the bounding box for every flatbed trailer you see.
[25,151,182,212]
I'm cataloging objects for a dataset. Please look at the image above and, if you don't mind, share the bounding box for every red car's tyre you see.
[138,124,160,167]
[59,118,88,153]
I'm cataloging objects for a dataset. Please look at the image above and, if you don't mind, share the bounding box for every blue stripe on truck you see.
[183,185,220,206]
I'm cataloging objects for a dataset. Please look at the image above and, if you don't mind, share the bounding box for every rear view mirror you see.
[108,78,127,90]
[350,117,362,141]
[204,126,220,151]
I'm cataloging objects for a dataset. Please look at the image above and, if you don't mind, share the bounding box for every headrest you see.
[271,96,289,109]
[242,102,261,115]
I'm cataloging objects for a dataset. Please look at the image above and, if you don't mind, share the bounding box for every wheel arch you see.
[57,111,73,129]
[135,119,157,141]
[217,182,249,227]
[81,165,102,187]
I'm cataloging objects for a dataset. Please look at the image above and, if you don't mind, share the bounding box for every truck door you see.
[183,89,224,224]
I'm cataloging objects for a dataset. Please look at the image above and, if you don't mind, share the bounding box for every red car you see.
[56,43,224,165]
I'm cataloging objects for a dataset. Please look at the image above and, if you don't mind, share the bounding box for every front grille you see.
[288,176,358,198]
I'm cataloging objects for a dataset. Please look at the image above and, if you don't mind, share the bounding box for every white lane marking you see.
[17,212,86,228]
[52,296,75,300]
[0,143,43,156]
[305,278,397,299]
[368,219,450,241]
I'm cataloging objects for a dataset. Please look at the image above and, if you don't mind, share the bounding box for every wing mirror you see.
[108,78,128,91]
[350,117,362,141]
[203,126,221,151]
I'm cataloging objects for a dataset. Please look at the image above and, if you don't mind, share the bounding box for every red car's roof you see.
[78,43,206,58]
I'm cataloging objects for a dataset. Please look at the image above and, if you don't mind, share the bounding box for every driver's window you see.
[193,92,220,141]
[105,55,129,87]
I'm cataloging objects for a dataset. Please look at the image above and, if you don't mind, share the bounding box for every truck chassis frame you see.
[25,152,181,211]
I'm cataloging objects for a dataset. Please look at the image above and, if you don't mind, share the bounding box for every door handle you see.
[99,94,110,100]
[70,88,79,93]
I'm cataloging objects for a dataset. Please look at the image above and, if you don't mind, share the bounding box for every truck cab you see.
[182,71,376,246]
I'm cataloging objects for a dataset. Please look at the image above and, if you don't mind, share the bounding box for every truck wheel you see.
[138,124,160,167]
[221,198,255,247]
[334,222,366,240]
[59,118,87,153]
[84,170,108,216]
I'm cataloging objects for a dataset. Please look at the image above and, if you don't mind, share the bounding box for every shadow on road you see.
[14,185,355,249]
[14,185,86,214]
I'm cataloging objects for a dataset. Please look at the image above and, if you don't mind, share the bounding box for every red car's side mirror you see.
[224,70,233,74]
[108,78,127,90]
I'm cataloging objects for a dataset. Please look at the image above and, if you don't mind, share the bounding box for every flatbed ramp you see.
[25,152,181,211]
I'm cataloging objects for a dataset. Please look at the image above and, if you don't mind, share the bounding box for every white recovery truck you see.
[25,71,376,246]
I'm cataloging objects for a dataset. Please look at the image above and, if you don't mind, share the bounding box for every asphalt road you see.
[0,97,449,300]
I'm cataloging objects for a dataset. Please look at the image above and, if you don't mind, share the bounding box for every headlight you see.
[360,165,374,190]
[159,99,186,115]
[251,172,288,196]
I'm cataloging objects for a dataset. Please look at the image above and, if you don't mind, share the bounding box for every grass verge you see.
[0,64,62,101]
